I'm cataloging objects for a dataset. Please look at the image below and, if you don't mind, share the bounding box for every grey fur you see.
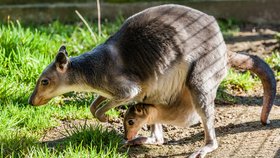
[29,4,276,157]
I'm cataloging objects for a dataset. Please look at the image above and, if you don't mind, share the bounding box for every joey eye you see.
[128,119,134,126]
[41,79,49,86]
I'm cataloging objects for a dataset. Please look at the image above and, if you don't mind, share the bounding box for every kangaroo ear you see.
[55,45,69,73]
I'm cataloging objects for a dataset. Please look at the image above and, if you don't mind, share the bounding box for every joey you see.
[124,88,200,146]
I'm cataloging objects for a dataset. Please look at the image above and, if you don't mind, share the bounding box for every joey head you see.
[124,104,151,142]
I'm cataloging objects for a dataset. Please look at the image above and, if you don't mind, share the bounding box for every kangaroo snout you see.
[125,130,137,141]
[28,90,37,106]
[28,91,51,106]
[28,96,50,106]
[28,96,34,105]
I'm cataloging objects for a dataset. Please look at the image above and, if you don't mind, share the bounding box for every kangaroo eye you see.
[128,119,134,126]
[41,79,49,86]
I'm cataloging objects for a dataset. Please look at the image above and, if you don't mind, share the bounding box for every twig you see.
[75,10,97,42]
[97,0,101,36]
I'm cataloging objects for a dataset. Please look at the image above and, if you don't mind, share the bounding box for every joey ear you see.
[55,46,69,73]
[134,104,145,116]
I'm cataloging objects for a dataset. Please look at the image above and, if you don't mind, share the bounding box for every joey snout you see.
[125,129,138,141]
[124,103,153,144]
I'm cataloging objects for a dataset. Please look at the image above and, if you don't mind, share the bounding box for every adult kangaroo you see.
[29,4,276,157]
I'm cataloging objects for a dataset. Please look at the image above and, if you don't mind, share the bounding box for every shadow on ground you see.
[216,91,280,106]
[226,34,276,44]
[275,149,280,158]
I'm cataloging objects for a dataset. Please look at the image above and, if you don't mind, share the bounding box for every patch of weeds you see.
[221,69,257,93]
[265,52,280,81]
[216,86,238,105]
[216,68,259,105]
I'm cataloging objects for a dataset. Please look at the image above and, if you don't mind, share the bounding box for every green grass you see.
[216,69,259,104]
[221,69,257,92]
[1,124,126,157]
[265,52,280,81]
[0,17,278,157]
[218,19,240,38]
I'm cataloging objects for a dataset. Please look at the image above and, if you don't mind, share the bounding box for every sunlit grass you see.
[1,124,126,157]
[265,52,280,81]
[221,69,258,92]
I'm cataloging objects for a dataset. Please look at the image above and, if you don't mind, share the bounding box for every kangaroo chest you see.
[135,61,190,105]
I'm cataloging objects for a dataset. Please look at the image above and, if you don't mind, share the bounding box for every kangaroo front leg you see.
[90,95,107,117]
[95,100,125,122]
[95,82,140,122]
[126,124,164,146]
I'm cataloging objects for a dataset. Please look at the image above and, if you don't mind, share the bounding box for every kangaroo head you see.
[124,103,153,140]
[29,46,71,106]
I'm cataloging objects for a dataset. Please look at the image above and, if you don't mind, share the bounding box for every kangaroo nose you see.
[126,134,134,141]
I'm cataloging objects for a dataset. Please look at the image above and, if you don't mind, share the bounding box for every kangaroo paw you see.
[189,141,218,158]
[98,114,108,122]
[95,112,108,122]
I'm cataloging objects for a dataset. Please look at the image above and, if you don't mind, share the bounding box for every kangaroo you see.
[29,4,276,157]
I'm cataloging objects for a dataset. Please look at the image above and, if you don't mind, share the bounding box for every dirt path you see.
[41,27,280,158]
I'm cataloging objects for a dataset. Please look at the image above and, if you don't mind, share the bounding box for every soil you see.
[41,26,280,158]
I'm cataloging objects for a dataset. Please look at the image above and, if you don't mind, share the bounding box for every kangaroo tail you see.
[228,51,276,125]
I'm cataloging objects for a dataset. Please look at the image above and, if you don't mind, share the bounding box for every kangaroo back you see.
[228,51,276,125]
